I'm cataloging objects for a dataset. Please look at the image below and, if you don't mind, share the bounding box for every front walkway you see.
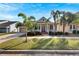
[27,34,79,39]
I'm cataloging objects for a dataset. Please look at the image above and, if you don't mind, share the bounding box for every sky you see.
[0,3,79,22]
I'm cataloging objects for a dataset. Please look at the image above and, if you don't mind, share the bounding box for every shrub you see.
[73,30,79,34]
[27,32,35,36]
[73,30,77,34]
[27,31,42,36]
[77,31,79,34]
[64,32,69,35]
[55,32,63,35]
[49,31,69,35]
[35,31,42,35]
[49,31,54,35]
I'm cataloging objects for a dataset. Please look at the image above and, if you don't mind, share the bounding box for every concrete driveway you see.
[0,33,25,43]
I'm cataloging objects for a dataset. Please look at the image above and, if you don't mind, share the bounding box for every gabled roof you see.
[0,21,17,28]
[38,17,49,22]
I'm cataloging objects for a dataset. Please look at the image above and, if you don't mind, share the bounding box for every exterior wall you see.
[69,24,78,33]
[19,26,26,32]
[19,23,54,33]
[64,24,70,32]
[57,24,70,32]
[19,22,79,33]
[75,24,79,31]
[9,23,17,32]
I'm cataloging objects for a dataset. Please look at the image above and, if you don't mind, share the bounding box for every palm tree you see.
[15,22,22,32]
[18,13,36,42]
[60,11,75,34]
[51,10,61,33]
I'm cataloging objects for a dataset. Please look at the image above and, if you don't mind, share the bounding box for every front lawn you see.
[0,37,79,50]
[0,33,8,36]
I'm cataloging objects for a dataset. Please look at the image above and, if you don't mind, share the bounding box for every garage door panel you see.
[0,28,6,33]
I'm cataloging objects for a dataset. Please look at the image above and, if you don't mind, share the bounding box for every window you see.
[73,25,76,29]
[50,25,53,30]
[70,25,72,30]
[70,25,76,30]
[35,24,40,30]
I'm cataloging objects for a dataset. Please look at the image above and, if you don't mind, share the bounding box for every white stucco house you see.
[19,17,78,34]
[0,20,18,33]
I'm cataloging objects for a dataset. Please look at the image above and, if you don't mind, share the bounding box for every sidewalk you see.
[1,50,79,56]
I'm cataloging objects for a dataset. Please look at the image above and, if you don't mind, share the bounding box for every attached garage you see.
[0,21,17,33]
[0,28,7,33]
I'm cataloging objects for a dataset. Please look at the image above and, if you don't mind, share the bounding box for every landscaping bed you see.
[0,38,79,50]
[20,31,42,37]
[49,31,69,36]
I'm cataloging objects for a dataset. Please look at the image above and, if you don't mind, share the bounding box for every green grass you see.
[0,33,8,36]
[0,38,25,50]
[0,37,79,50]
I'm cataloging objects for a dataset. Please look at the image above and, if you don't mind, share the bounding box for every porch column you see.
[6,28,9,33]
[46,24,49,33]
[40,24,41,32]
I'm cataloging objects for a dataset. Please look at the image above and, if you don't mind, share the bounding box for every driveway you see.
[0,33,25,43]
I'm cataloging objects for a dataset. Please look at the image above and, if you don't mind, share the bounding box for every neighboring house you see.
[19,17,79,34]
[0,20,9,24]
[0,20,18,33]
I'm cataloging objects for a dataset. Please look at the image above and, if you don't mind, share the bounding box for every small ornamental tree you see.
[18,13,36,42]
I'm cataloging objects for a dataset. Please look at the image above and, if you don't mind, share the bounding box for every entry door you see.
[41,25,46,32]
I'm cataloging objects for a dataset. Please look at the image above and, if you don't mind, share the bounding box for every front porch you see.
[33,23,54,34]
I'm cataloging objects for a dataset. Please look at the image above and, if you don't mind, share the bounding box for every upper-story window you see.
[50,25,53,30]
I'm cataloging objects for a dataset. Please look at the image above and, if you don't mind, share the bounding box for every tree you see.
[15,22,22,32]
[18,13,36,42]
[60,12,76,34]
[51,10,61,34]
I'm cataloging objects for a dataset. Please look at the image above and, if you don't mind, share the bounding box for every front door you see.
[41,25,46,32]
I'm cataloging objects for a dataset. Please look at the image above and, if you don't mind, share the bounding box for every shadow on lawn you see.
[2,41,25,50]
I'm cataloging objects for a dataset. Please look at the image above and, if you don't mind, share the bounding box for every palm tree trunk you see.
[63,23,66,35]
[17,27,19,32]
[25,32,27,42]
[54,21,57,34]
[25,28,27,42]
[17,28,18,32]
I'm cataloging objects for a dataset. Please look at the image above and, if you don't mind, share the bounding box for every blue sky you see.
[0,3,79,22]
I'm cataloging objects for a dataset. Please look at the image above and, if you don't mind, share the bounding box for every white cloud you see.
[0,3,18,12]
[0,13,19,20]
